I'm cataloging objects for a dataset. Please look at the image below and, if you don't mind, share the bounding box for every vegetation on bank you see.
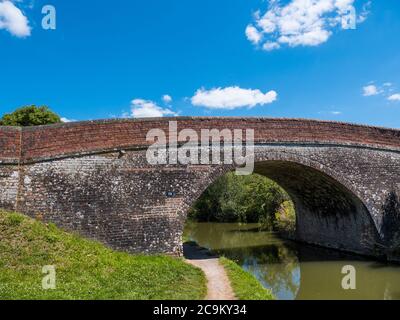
[274,200,296,237]
[0,105,61,126]
[219,257,275,300]
[189,172,296,233]
[0,210,206,300]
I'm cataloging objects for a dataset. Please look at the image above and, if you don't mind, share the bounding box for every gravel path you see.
[184,243,236,300]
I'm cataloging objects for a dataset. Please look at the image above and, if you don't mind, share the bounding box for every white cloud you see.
[263,41,280,51]
[363,82,400,101]
[246,0,369,51]
[61,117,75,123]
[357,1,371,23]
[191,86,277,110]
[162,94,172,103]
[245,25,262,44]
[318,110,342,115]
[130,99,178,118]
[363,84,380,96]
[388,94,400,102]
[0,0,31,37]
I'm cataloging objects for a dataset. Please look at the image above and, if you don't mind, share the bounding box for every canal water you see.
[184,222,400,300]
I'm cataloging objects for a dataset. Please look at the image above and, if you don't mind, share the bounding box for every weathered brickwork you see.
[5,117,400,162]
[1,118,400,260]
[0,126,21,163]
[0,165,19,210]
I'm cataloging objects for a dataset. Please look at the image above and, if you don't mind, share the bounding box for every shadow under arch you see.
[254,160,381,256]
[185,157,382,258]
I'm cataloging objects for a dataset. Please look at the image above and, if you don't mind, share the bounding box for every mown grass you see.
[219,257,275,300]
[0,210,206,300]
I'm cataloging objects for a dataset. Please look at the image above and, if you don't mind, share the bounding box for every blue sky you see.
[1,0,400,128]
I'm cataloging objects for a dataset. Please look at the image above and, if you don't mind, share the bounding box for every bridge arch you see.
[184,151,382,257]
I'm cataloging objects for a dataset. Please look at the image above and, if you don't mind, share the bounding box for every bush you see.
[0,105,61,126]
[274,200,296,236]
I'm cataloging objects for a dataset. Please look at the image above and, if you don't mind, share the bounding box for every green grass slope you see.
[0,211,206,300]
[220,257,275,300]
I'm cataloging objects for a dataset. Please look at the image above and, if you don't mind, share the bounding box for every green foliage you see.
[274,200,296,235]
[219,257,275,300]
[0,210,206,300]
[189,172,294,230]
[0,105,61,127]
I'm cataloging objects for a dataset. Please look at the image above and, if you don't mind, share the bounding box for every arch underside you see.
[253,161,381,256]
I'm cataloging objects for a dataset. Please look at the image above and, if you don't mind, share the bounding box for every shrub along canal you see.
[184,222,400,300]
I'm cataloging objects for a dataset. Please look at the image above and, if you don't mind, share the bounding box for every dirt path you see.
[184,243,236,300]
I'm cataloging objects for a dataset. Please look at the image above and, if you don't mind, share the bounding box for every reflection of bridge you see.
[1,118,400,260]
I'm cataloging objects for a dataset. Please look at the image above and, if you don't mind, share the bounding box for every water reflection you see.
[184,222,400,300]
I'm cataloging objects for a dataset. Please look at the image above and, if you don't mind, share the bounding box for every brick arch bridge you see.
[1,118,400,260]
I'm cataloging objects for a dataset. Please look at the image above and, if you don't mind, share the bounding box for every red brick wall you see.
[0,127,21,162]
[1,118,400,162]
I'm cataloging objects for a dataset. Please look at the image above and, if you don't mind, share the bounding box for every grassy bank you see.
[0,211,206,300]
[220,257,275,300]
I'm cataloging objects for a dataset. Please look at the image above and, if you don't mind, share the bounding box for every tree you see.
[0,105,61,126]
[188,172,295,230]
